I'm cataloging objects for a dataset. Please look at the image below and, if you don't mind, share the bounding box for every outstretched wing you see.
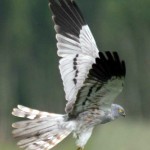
[69,51,126,116]
[49,0,99,111]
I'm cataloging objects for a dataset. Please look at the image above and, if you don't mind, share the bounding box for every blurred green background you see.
[0,0,150,149]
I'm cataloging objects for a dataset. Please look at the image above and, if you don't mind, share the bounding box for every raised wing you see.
[49,0,99,110]
[69,51,126,116]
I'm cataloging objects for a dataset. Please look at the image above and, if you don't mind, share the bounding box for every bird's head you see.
[111,104,126,119]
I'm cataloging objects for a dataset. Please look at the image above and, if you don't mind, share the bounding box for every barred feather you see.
[12,105,72,150]
[12,105,62,119]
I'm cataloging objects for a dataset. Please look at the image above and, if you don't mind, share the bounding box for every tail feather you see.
[12,105,72,150]
[18,130,71,150]
[12,105,61,119]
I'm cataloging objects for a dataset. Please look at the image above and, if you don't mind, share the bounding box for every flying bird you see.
[12,0,126,150]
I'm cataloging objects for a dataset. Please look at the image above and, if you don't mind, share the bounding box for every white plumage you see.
[57,26,99,103]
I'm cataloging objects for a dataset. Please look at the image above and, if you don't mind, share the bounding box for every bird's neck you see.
[111,108,120,120]
[100,110,114,124]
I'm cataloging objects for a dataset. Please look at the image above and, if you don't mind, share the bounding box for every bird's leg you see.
[77,147,84,150]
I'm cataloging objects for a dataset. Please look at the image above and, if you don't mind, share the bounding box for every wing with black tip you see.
[69,51,126,116]
[49,0,99,109]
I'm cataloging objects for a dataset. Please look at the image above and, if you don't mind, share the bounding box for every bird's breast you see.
[74,109,111,130]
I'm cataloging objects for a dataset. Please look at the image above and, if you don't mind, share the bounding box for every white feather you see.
[57,43,81,51]
[75,127,93,148]
[56,24,99,104]
[56,34,80,47]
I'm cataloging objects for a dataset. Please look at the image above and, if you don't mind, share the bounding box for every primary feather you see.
[49,0,99,106]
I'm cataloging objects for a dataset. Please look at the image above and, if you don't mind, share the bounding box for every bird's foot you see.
[77,147,84,150]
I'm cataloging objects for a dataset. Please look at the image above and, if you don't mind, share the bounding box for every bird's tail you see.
[12,105,72,150]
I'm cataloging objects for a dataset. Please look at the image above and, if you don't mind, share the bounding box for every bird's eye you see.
[118,109,124,113]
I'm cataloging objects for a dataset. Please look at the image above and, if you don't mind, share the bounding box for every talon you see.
[77,147,84,150]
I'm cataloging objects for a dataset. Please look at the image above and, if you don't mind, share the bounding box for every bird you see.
[12,0,126,150]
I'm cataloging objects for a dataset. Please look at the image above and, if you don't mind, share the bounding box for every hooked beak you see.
[122,112,126,117]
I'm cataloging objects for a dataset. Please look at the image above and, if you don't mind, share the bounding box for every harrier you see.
[12,0,126,150]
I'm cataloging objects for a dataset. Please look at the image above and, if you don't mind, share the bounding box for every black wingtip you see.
[48,0,86,37]
[89,51,126,82]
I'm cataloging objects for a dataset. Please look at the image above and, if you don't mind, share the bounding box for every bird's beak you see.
[122,112,126,117]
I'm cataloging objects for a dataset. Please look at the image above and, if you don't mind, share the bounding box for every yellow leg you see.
[77,147,84,150]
